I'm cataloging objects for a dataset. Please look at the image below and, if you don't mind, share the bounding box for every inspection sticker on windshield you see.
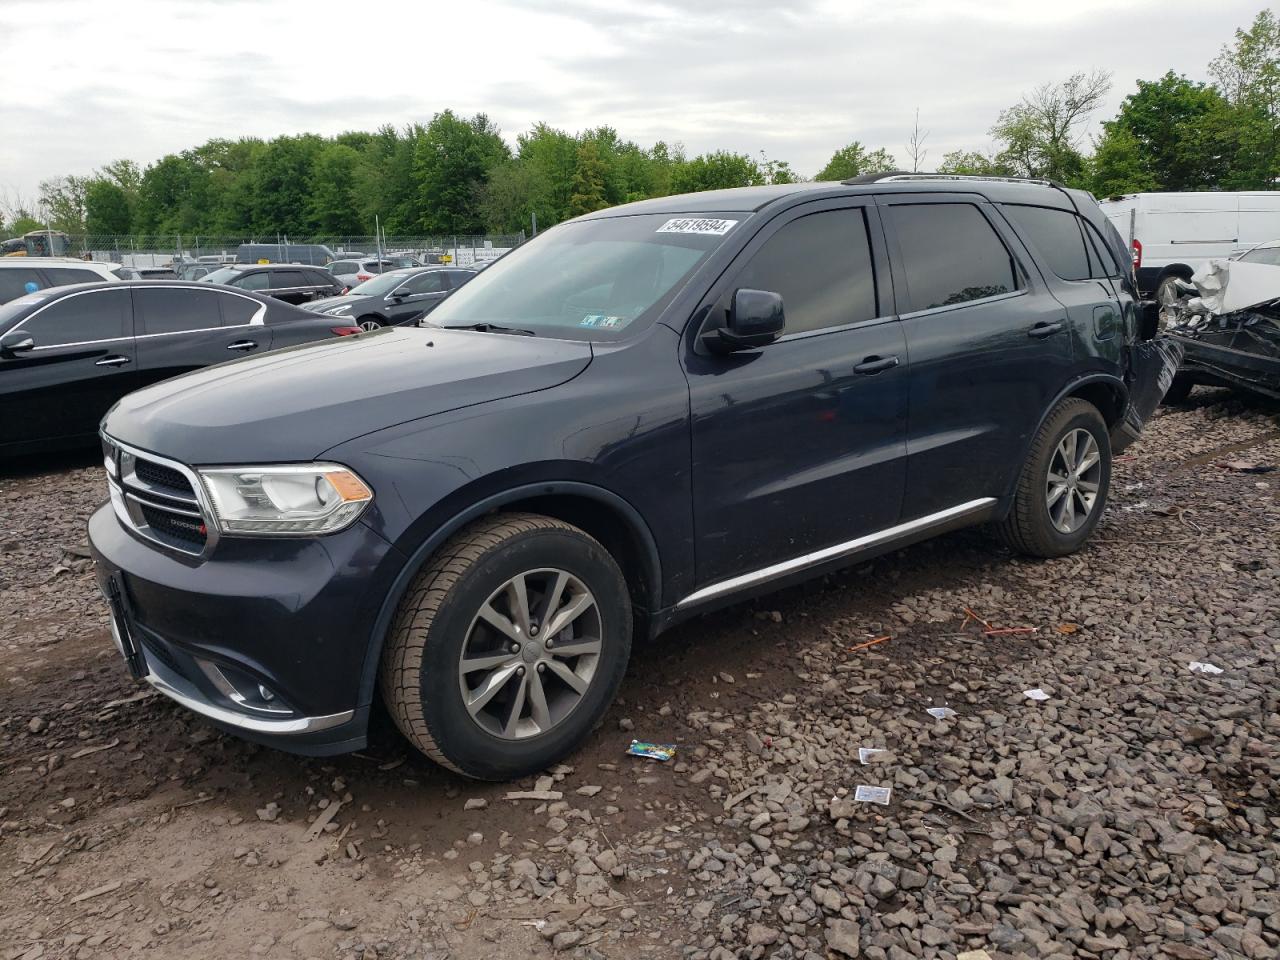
[656,217,738,236]
[580,314,624,328]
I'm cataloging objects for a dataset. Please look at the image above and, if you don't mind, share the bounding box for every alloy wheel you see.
[1045,428,1102,533]
[457,568,601,740]
[359,319,382,332]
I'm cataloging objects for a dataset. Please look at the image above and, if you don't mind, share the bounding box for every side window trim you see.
[16,288,135,349]
[692,196,893,351]
[878,195,1029,317]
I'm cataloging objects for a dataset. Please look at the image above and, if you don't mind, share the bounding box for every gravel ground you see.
[1,388,1278,960]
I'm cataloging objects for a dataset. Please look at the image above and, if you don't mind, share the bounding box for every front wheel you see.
[996,398,1111,558]
[357,316,383,332]
[379,513,632,780]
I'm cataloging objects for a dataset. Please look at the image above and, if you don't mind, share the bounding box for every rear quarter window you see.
[1001,204,1092,281]
[0,268,43,303]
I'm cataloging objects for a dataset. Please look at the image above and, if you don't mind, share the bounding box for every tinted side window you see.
[43,267,105,286]
[273,270,307,288]
[1081,221,1123,278]
[1001,204,1091,281]
[24,290,131,346]
[135,287,224,334]
[888,204,1017,311]
[402,271,446,295]
[305,269,334,286]
[219,293,261,326]
[235,272,271,291]
[331,261,356,274]
[0,268,42,303]
[733,208,877,335]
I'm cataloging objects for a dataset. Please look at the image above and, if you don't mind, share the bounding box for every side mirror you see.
[0,331,36,356]
[701,288,785,354]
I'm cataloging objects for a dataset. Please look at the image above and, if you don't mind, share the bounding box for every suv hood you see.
[103,328,592,464]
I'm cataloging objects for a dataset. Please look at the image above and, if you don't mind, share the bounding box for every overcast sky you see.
[0,0,1265,209]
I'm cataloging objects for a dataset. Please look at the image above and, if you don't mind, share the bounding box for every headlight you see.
[198,464,372,536]
[324,305,351,316]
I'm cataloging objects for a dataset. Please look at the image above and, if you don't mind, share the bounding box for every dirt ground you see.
[2,389,1278,960]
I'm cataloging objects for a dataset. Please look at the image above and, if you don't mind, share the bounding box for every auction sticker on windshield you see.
[656,218,738,235]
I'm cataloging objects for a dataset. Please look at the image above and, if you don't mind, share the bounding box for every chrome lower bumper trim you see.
[143,668,355,734]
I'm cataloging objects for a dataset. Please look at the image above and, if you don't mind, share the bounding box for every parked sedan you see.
[200,264,344,304]
[0,281,362,457]
[306,266,476,330]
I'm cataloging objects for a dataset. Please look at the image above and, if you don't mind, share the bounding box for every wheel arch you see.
[356,481,663,711]
[1002,374,1127,505]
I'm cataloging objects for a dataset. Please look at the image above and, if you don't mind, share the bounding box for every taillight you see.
[331,326,363,336]
[355,273,372,281]
[1132,239,1142,269]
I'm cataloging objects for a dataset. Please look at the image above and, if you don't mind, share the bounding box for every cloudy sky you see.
[0,0,1264,208]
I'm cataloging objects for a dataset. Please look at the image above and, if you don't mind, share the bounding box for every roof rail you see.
[843,172,1066,189]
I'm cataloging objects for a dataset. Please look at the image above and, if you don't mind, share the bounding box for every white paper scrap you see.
[1189,661,1224,675]
[1023,688,1051,701]
[853,785,892,805]
[926,707,956,720]
[858,748,888,765]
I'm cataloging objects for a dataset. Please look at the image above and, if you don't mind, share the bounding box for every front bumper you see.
[89,500,400,755]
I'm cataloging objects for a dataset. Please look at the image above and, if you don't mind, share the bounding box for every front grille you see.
[135,459,193,496]
[104,437,212,557]
[139,504,207,547]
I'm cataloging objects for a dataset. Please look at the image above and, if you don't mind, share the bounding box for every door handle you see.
[95,355,131,367]
[226,340,258,351]
[1028,321,1065,339]
[853,355,900,375]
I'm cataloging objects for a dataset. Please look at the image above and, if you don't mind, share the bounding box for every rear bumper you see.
[89,500,400,755]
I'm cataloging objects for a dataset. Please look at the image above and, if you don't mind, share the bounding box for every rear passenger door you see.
[880,196,1074,518]
[134,286,271,387]
[999,203,1127,374]
[684,199,909,588]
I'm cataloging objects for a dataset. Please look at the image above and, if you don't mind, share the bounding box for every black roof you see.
[582,174,1083,219]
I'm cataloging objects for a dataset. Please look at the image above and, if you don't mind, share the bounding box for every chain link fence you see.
[30,233,526,268]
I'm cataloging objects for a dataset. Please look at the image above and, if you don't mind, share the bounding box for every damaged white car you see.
[1161,253,1280,403]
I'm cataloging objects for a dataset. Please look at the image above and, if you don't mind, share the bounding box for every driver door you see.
[387,270,449,324]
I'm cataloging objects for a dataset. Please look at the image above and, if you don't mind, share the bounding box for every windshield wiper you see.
[440,322,537,337]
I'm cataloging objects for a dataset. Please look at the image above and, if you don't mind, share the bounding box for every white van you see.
[1099,192,1280,301]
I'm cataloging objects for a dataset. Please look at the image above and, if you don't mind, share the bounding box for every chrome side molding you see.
[676,498,997,609]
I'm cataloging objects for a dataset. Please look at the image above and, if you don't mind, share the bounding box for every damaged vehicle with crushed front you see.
[1159,251,1280,404]
[89,174,1179,780]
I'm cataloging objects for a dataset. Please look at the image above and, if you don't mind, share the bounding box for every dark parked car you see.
[199,264,344,305]
[0,281,362,457]
[306,266,477,329]
[90,175,1175,780]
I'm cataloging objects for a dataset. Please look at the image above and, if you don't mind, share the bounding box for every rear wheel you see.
[379,513,631,780]
[996,398,1111,558]
[357,316,383,332]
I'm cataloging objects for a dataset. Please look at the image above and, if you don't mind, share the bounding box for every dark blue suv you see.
[89,175,1178,780]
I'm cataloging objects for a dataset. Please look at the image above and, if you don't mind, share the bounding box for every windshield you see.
[427,213,740,339]
[1239,245,1280,266]
[202,267,241,284]
[350,271,416,296]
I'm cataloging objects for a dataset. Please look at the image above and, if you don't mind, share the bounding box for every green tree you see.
[308,143,364,234]
[1210,9,1280,187]
[413,111,510,234]
[669,151,763,192]
[39,175,89,233]
[516,122,579,226]
[84,179,133,234]
[478,160,540,233]
[936,149,1014,176]
[1106,72,1234,190]
[814,141,895,181]
[568,141,608,216]
[1089,125,1159,196]
[249,134,325,234]
[759,151,798,184]
[990,71,1111,185]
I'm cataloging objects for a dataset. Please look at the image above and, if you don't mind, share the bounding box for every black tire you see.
[996,398,1112,558]
[357,315,383,331]
[1160,372,1195,406]
[379,513,632,780]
